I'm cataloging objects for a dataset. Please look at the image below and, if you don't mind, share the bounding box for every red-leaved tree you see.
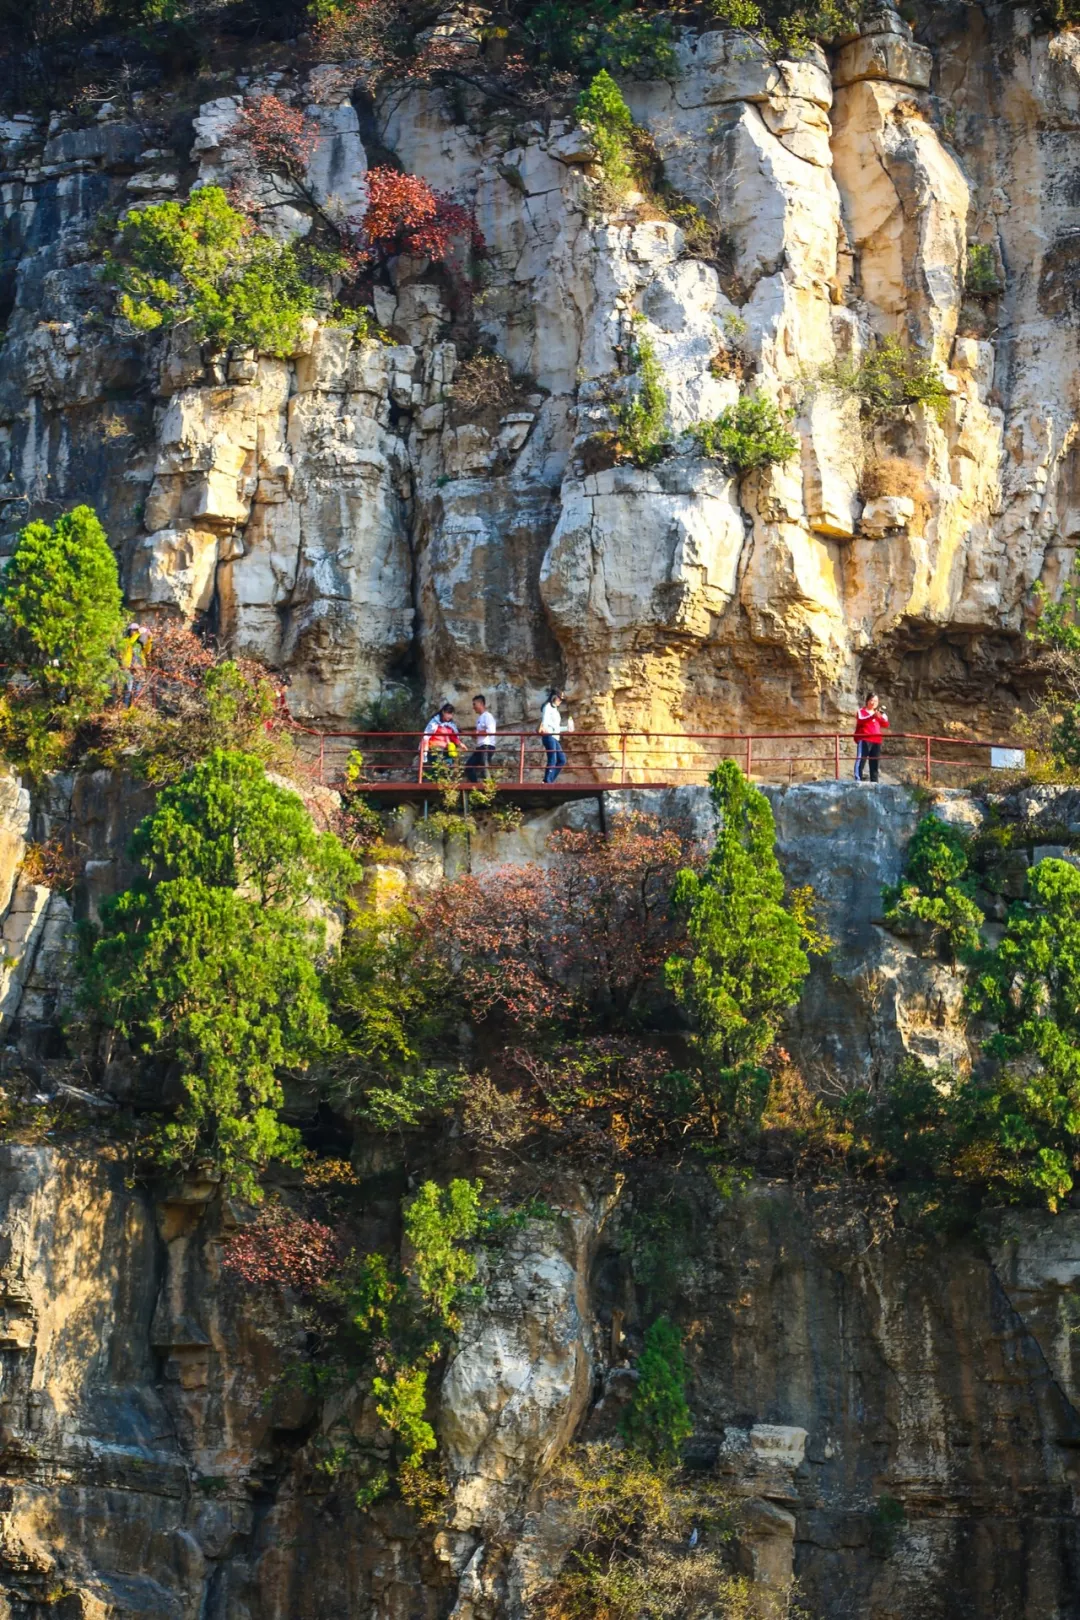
[222,1207,341,1294]
[232,94,319,186]
[359,166,482,270]
[417,814,700,1030]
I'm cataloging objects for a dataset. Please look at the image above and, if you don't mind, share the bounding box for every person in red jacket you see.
[854,693,890,782]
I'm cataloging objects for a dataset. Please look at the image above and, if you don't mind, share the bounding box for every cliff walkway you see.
[289,728,1027,798]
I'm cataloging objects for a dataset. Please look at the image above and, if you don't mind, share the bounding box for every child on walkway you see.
[421,702,460,780]
[854,694,889,782]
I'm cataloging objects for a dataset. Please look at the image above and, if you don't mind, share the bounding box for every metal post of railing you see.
[746,736,753,777]
[834,733,840,780]
[319,733,325,786]
[518,734,526,784]
[925,735,932,784]
[620,734,627,784]
[416,738,424,784]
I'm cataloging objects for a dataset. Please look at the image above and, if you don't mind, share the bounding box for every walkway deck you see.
[289,728,1027,796]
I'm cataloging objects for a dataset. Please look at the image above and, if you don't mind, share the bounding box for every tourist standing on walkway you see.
[854,693,889,782]
[539,688,570,783]
[465,694,497,781]
[421,702,460,780]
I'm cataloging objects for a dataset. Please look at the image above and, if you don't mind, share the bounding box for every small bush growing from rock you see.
[823,335,951,425]
[689,392,798,473]
[95,637,295,787]
[965,242,1002,296]
[522,2,677,79]
[710,0,863,52]
[535,1441,756,1620]
[402,1176,484,1329]
[882,815,985,960]
[223,1205,341,1292]
[614,320,669,465]
[965,855,1080,1208]
[860,455,930,520]
[450,350,517,412]
[619,1315,693,1464]
[1029,562,1080,774]
[360,166,481,271]
[577,69,637,197]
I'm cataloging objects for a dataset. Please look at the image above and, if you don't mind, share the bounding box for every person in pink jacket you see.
[854,693,890,782]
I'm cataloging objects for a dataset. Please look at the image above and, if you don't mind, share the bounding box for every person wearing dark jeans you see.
[539,687,568,783]
[542,733,567,782]
[854,693,889,782]
[465,693,497,781]
[856,740,882,781]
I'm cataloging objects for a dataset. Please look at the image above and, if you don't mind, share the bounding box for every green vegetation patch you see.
[106,187,323,357]
[689,392,798,473]
[822,334,951,425]
[0,506,125,775]
[81,749,359,1199]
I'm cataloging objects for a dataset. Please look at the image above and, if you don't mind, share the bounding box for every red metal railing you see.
[285,728,1025,792]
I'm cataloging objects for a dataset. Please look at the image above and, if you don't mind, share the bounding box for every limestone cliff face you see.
[4,7,1080,1615]
[0,777,1078,1619]
[1,5,1078,732]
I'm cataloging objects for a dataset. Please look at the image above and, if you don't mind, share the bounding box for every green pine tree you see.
[619,1316,692,1465]
[0,505,125,772]
[666,761,816,1128]
[82,749,359,1198]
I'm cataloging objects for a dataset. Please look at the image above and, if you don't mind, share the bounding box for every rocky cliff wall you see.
[1,4,1078,734]
[3,1130,1080,1618]
[0,775,1078,1619]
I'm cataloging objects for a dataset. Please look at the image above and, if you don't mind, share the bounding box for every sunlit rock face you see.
[0,6,1076,736]
[0,763,1078,1617]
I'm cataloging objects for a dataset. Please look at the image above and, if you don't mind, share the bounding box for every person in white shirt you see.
[465,694,497,781]
[539,686,571,782]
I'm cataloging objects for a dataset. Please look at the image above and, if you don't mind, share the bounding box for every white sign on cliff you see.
[990,748,1026,770]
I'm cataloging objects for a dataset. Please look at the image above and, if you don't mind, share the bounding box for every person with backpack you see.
[119,622,153,708]
[421,702,460,781]
[465,694,497,781]
[539,687,572,783]
[854,693,889,782]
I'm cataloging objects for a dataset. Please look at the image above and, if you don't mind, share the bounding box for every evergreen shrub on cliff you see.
[710,0,863,52]
[0,505,124,774]
[82,748,358,1197]
[619,1315,692,1464]
[823,334,951,426]
[964,856,1080,1208]
[689,392,798,474]
[666,762,822,1129]
[107,187,322,357]
[520,2,677,78]
[842,845,1080,1213]
[882,814,985,960]
[577,69,637,196]
[1029,563,1080,775]
[614,319,669,466]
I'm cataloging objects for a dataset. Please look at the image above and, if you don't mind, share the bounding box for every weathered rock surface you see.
[2,5,1080,1615]
[0,772,1076,1616]
[1,1141,1079,1618]
[0,6,1076,734]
